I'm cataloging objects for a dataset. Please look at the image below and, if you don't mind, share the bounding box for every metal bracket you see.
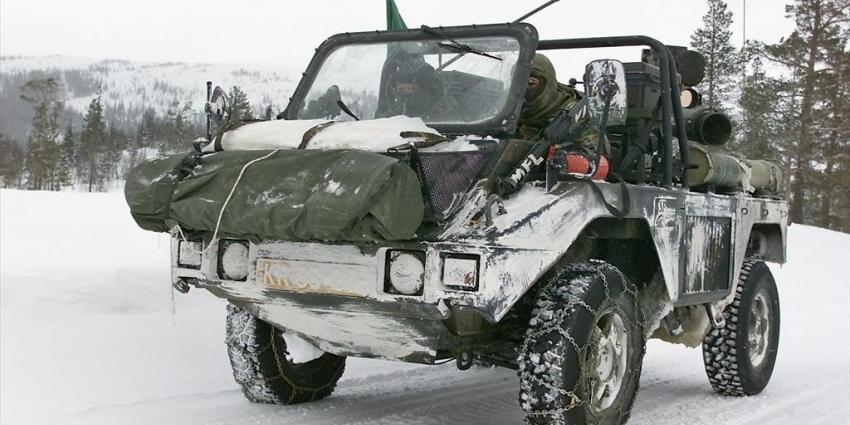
[173,279,191,294]
[662,311,684,336]
[484,194,506,226]
[705,303,726,329]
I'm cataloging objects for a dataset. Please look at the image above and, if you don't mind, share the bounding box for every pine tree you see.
[813,26,850,231]
[771,75,802,172]
[0,133,25,188]
[161,100,180,154]
[228,86,254,121]
[128,108,157,172]
[763,0,849,224]
[162,101,190,154]
[690,0,742,109]
[178,101,196,144]
[137,108,157,150]
[56,124,76,188]
[80,95,107,192]
[162,101,188,152]
[830,35,850,232]
[20,78,63,190]
[738,55,781,159]
[99,126,126,187]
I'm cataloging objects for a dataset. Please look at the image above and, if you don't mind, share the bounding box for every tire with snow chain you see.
[225,304,346,404]
[518,261,645,425]
[702,258,780,396]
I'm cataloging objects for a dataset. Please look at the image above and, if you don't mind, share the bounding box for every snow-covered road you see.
[1,189,848,425]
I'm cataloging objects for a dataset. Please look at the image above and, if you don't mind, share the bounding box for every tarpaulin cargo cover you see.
[125,149,425,242]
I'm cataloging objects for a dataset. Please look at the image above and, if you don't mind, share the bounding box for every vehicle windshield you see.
[295,36,522,124]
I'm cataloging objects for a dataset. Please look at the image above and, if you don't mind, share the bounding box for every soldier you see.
[303,85,342,119]
[519,53,606,156]
[381,56,456,121]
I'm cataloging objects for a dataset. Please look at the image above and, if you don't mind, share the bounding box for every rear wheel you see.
[702,258,780,396]
[518,261,645,425]
[225,304,346,404]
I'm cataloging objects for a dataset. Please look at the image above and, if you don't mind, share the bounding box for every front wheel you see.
[518,261,645,425]
[702,258,780,396]
[225,304,346,404]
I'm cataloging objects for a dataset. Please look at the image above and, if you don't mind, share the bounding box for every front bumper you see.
[171,238,557,362]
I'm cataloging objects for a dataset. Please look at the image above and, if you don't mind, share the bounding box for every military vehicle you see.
[126,21,787,425]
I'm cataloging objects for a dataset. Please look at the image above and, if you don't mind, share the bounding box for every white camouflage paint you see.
[171,174,787,362]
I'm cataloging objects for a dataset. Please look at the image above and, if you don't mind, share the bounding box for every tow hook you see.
[456,351,473,370]
[173,279,191,294]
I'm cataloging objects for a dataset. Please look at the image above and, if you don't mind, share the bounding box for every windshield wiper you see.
[437,41,502,61]
[336,99,359,121]
[421,25,502,64]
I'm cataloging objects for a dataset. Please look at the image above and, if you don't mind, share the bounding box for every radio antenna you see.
[513,0,561,23]
[205,81,212,142]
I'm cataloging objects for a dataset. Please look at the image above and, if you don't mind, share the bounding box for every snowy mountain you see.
[1,188,848,425]
[0,55,303,142]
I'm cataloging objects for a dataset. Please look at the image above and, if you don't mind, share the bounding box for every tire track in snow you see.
[629,366,847,425]
[343,373,522,425]
[201,367,517,425]
[51,359,848,425]
[712,376,848,425]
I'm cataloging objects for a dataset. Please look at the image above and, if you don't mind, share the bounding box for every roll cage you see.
[282,24,690,188]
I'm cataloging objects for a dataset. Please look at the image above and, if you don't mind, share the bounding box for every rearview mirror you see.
[584,59,627,128]
[206,86,229,124]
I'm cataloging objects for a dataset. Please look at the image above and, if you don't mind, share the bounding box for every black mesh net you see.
[384,148,493,222]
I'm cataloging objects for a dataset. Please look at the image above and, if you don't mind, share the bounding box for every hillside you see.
[0,55,301,143]
[0,188,848,425]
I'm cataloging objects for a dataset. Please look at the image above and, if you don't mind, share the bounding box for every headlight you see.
[442,254,479,291]
[218,240,249,281]
[177,241,202,269]
[385,251,425,296]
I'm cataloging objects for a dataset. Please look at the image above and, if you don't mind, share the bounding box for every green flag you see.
[386,0,407,31]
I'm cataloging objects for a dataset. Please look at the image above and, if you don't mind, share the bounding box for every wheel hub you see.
[748,292,771,367]
[588,311,629,412]
[595,339,616,380]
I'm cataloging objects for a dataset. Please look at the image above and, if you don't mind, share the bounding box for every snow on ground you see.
[1,189,848,425]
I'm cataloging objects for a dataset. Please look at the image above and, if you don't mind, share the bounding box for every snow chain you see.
[517,261,645,424]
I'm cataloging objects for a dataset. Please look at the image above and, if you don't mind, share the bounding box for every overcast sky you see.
[1,0,795,77]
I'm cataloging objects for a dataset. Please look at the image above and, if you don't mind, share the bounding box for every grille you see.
[385,148,493,222]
